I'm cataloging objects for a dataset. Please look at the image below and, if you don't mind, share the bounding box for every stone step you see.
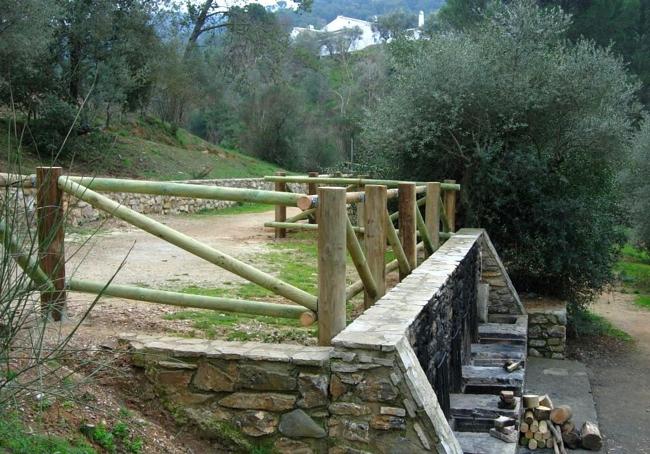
[454,431,517,454]
[471,343,526,366]
[462,366,524,396]
[478,322,527,345]
[450,393,521,432]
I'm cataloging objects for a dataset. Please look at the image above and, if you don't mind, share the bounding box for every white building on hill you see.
[291,11,425,56]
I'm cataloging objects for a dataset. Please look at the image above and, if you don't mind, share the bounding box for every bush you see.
[360,0,640,307]
[623,116,650,251]
[30,96,79,158]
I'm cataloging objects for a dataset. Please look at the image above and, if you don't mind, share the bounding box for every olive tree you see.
[360,0,641,306]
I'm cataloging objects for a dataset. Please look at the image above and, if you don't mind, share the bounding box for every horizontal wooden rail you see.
[0,219,54,291]
[286,208,316,223]
[264,175,461,191]
[59,179,318,311]
[302,186,426,209]
[264,221,364,234]
[61,176,311,208]
[0,173,37,188]
[67,279,315,325]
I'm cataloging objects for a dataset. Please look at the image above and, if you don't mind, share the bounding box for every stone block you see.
[329,402,372,416]
[279,409,326,438]
[529,339,547,348]
[298,373,329,409]
[357,377,398,402]
[236,410,278,437]
[370,415,406,430]
[329,418,370,444]
[238,363,297,391]
[330,375,348,399]
[274,437,314,454]
[548,325,566,338]
[380,406,406,417]
[192,360,237,392]
[219,392,296,411]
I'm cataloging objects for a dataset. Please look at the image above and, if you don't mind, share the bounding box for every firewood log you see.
[528,438,538,450]
[490,427,518,443]
[546,438,555,449]
[523,394,540,409]
[550,405,573,425]
[561,421,575,434]
[500,390,515,402]
[562,427,581,450]
[552,438,561,454]
[520,436,529,446]
[542,430,552,440]
[524,410,535,425]
[534,431,544,441]
[538,420,549,434]
[534,405,552,421]
[540,394,554,409]
[530,420,539,433]
[525,431,534,439]
[548,423,568,454]
[504,360,523,372]
[520,422,530,433]
[581,421,602,451]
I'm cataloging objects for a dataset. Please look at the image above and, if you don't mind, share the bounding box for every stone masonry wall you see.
[524,300,567,360]
[121,336,333,453]
[122,229,523,453]
[3,178,306,226]
[478,234,525,315]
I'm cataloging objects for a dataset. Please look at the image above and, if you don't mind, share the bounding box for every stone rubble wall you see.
[122,229,522,453]
[1,178,307,226]
[525,302,567,360]
[120,336,334,453]
[477,234,525,315]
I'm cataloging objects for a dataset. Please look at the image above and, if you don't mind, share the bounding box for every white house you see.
[291,11,426,56]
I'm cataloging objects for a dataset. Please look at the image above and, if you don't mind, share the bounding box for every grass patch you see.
[572,310,632,342]
[192,203,273,217]
[81,421,143,454]
[616,244,650,309]
[163,231,367,342]
[0,414,95,454]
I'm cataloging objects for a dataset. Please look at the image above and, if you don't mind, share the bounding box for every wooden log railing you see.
[2,169,459,346]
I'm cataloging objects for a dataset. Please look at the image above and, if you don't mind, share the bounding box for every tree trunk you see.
[186,0,214,55]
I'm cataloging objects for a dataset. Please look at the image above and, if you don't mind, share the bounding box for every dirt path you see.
[63,207,304,344]
[586,292,650,453]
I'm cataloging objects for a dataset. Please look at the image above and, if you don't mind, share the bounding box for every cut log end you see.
[550,405,573,425]
[581,421,602,451]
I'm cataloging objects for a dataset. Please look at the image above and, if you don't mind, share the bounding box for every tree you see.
[184,0,312,54]
[374,11,417,40]
[623,116,650,250]
[360,0,640,306]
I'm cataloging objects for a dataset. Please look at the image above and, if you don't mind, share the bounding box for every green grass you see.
[192,203,273,217]
[162,231,369,342]
[572,310,633,342]
[1,115,283,180]
[0,414,95,454]
[616,244,650,309]
[81,421,143,454]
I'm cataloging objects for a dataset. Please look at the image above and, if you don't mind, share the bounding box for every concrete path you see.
[518,357,596,454]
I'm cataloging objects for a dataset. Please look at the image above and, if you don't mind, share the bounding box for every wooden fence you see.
[0,168,459,346]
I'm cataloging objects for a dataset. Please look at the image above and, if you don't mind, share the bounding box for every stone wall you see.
[477,234,525,315]
[122,229,523,453]
[524,300,567,360]
[2,177,316,226]
[121,336,333,453]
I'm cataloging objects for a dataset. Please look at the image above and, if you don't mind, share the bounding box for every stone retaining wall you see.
[2,178,306,226]
[122,229,524,453]
[524,300,567,359]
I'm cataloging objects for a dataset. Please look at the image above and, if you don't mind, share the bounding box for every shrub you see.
[360,0,640,307]
[623,116,650,251]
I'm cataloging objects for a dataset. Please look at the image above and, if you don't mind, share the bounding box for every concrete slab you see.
[517,357,597,454]
[455,431,517,454]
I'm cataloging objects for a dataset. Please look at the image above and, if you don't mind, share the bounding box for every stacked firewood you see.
[518,394,603,451]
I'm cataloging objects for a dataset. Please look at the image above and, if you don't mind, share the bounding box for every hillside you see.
[0,117,283,180]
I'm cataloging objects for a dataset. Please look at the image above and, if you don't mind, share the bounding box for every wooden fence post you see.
[308,171,318,224]
[443,179,456,233]
[318,187,347,346]
[398,182,417,281]
[36,167,66,320]
[425,182,441,254]
[274,171,286,238]
[364,185,387,309]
